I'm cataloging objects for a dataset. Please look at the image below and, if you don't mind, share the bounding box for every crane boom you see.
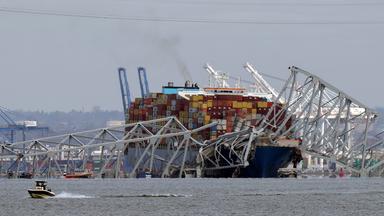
[118,67,131,120]
[204,63,230,88]
[138,67,150,98]
[244,62,279,100]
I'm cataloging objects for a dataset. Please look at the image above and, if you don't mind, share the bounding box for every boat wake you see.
[140,193,191,198]
[54,192,190,199]
[55,191,93,199]
[102,194,191,198]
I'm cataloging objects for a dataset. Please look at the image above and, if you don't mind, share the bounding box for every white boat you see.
[28,181,55,198]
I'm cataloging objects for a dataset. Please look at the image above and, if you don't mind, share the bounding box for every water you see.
[1,178,384,216]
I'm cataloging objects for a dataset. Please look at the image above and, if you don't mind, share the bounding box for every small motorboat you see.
[28,181,55,198]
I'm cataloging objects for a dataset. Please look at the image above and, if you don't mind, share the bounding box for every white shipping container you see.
[106,120,125,127]
[16,120,38,127]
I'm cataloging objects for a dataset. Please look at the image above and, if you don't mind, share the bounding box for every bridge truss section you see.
[257,66,382,176]
[196,128,260,177]
[0,117,216,178]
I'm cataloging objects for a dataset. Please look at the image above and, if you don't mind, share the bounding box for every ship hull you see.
[204,146,298,178]
[242,146,296,178]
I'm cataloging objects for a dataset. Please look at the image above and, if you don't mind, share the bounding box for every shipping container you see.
[125,84,286,140]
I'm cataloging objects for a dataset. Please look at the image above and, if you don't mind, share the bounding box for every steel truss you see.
[0,117,216,178]
[259,66,381,176]
[196,128,260,176]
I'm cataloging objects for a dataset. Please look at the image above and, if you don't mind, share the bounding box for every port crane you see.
[0,106,48,143]
[118,67,150,119]
[137,67,150,99]
[118,67,132,121]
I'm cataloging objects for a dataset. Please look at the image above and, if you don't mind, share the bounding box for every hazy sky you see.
[1,0,383,111]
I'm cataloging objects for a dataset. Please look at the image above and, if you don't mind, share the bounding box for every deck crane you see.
[243,62,280,101]
[204,63,230,88]
[137,67,150,99]
[118,67,132,121]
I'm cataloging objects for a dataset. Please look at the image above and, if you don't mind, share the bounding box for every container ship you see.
[127,81,302,178]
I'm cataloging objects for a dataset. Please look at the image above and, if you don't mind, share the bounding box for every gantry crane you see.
[118,67,132,121]
[0,106,49,143]
[137,67,150,99]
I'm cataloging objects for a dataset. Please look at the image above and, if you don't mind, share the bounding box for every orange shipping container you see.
[207,100,213,107]
[258,101,268,108]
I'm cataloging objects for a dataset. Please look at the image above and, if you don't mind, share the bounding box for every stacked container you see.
[128,92,276,140]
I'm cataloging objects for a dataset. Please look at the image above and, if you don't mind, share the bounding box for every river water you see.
[1,177,384,216]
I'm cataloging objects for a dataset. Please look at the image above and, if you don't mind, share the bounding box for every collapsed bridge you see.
[1,66,383,178]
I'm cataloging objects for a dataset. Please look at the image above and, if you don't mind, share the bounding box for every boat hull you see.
[28,189,55,199]
[64,173,92,179]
